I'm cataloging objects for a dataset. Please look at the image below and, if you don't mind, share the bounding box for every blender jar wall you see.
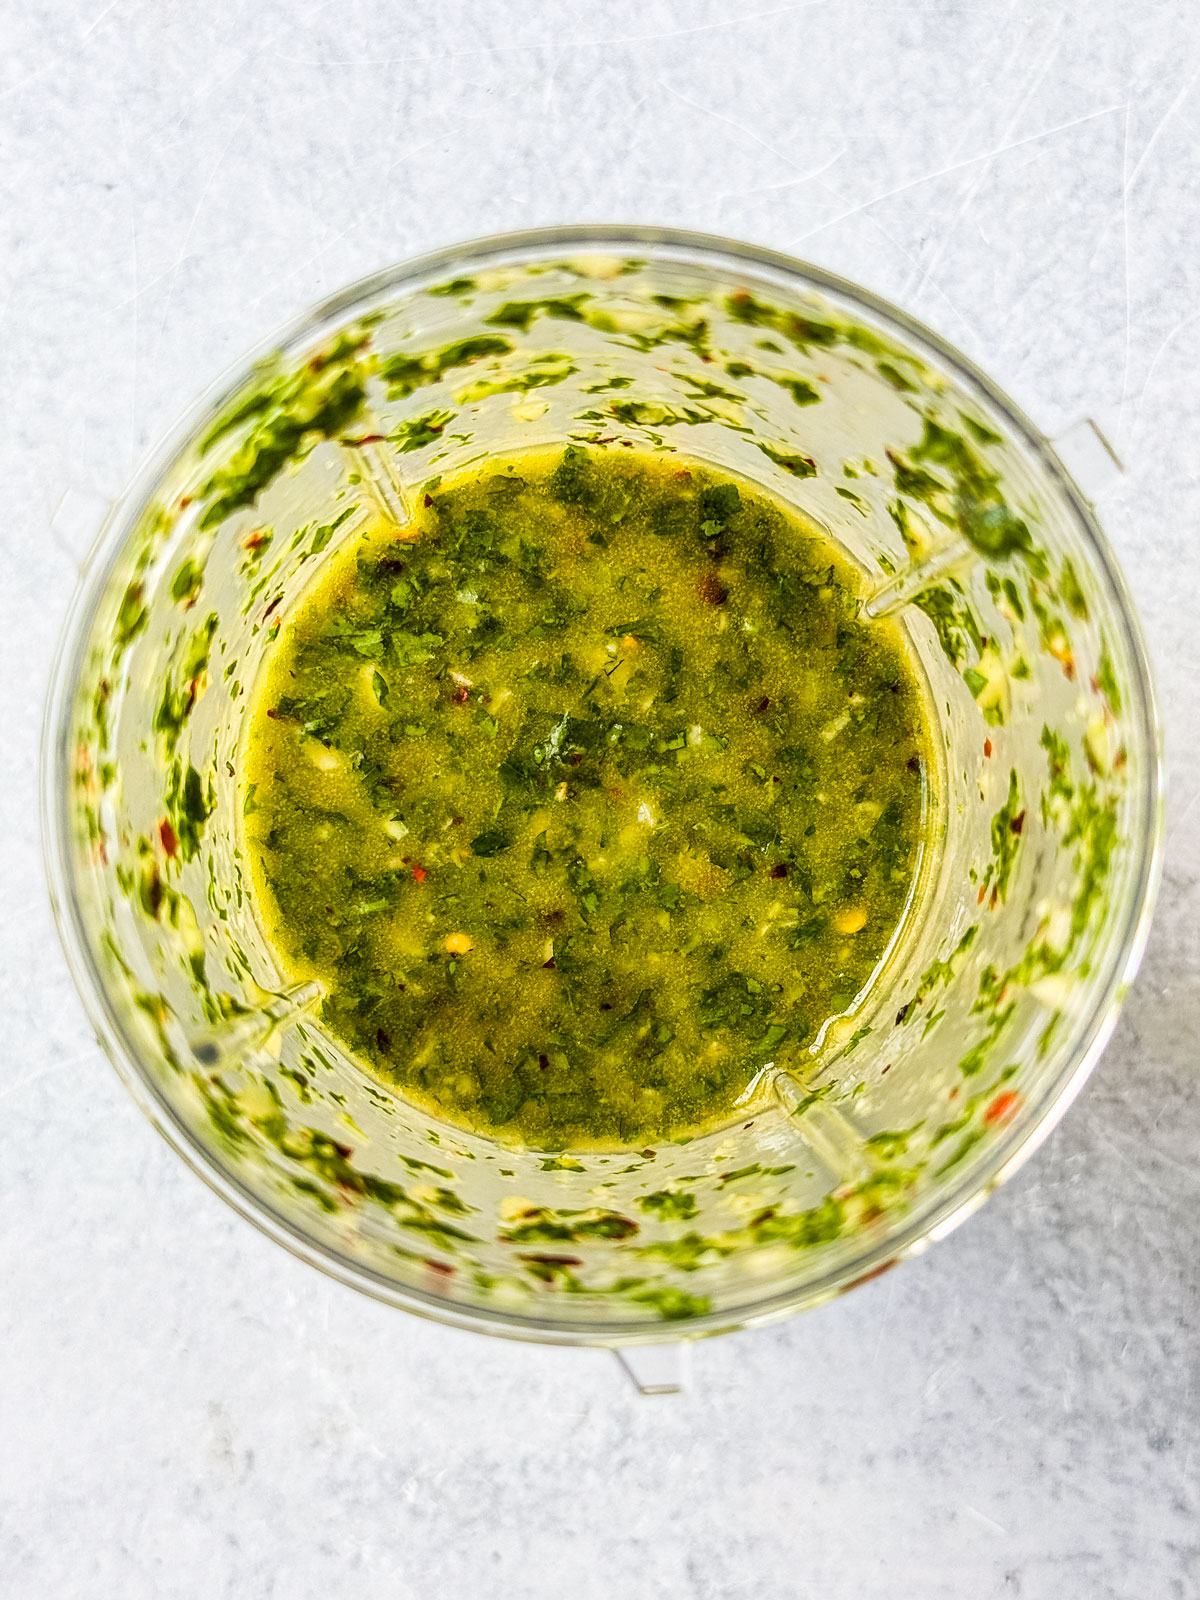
[44,228,1160,1343]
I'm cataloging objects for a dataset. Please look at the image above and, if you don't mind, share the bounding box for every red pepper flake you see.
[263,596,282,620]
[769,863,788,879]
[542,958,556,970]
[978,884,987,904]
[177,494,193,511]
[375,1028,391,1052]
[985,1089,1021,1125]
[983,738,993,758]
[423,493,434,507]
[424,1258,456,1277]
[450,815,464,826]
[411,863,428,884]
[332,1140,354,1159]
[907,755,921,774]
[538,1052,550,1070]
[159,820,178,857]
[343,433,387,447]
[242,528,268,550]
[754,696,771,713]
[452,684,470,705]
[1010,811,1025,835]
[846,1259,896,1290]
[518,1253,582,1268]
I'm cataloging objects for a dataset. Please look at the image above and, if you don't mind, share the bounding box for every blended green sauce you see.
[243,445,934,1147]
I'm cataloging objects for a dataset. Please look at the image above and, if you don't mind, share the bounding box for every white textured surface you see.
[2,4,1198,1596]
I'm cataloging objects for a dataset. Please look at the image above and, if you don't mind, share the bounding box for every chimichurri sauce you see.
[243,446,933,1147]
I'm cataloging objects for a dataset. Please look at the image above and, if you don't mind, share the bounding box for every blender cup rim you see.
[40,224,1165,1345]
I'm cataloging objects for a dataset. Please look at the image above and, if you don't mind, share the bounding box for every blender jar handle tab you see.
[1050,417,1124,503]
[51,487,116,577]
[614,1343,690,1396]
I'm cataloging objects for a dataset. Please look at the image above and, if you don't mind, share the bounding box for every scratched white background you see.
[2,3,1198,1596]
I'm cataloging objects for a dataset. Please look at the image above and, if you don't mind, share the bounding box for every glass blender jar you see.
[42,227,1161,1371]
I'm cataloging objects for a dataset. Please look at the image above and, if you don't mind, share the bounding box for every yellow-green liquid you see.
[243,445,934,1147]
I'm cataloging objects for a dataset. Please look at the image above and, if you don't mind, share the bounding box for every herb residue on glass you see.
[243,445,934,1146]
